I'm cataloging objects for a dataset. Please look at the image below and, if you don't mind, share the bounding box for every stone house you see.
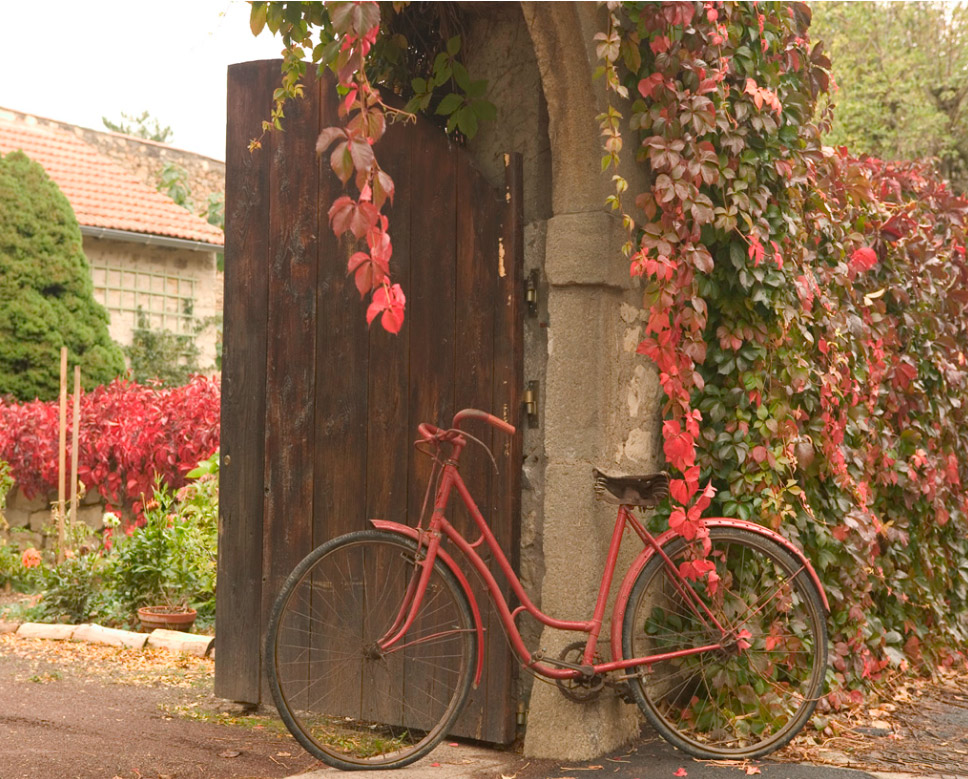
[0,107,225,369]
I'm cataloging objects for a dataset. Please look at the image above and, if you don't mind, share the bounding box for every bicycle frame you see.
[371,431,753,684]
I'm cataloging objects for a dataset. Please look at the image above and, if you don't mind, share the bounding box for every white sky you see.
[0,1,285,160]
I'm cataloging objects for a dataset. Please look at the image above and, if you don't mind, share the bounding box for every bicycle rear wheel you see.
[622,527,827,759]
[265,529,476,770]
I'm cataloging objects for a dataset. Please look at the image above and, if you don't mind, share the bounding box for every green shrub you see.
[40,554,107,624]
[123,307,201,387]
[0,150,125,401]
[109,471,217,619]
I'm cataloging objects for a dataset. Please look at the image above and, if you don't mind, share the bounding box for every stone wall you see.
[1,485,106,552]
[85,236,221,371]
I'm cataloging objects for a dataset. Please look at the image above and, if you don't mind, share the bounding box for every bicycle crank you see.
[553,641,604,702]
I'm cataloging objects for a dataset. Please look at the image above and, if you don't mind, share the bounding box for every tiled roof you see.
[0,115,224,247]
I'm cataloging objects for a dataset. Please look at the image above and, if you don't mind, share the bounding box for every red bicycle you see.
[266,409,828,770]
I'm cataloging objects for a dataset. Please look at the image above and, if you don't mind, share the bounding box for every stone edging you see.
[0,621,214,658]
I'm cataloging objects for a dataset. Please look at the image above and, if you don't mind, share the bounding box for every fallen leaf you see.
[218,749,241,758]
[745,767,761,775]
[675,769,688,777]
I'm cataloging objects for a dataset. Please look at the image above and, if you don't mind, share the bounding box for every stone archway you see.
[462,2,664,761]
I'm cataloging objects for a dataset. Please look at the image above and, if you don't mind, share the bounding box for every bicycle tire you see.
[622,526,827,759]
[265,529,476,770]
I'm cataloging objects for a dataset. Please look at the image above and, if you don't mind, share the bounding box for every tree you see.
[0,150,126,401]
[811,2,968,191]
[101,110,174,144]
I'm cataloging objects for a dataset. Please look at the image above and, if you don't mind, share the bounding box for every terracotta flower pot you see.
[137,605,197,632]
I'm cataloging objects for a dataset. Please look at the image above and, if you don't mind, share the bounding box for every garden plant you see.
[0,379,220,630]
[0,452,219,630]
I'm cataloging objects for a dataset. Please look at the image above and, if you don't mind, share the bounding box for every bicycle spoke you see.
[623,528,827,760]
[267,532,475,769]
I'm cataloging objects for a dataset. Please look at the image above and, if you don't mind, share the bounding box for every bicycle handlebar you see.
[453,408,516,435]
[417,409,516,442]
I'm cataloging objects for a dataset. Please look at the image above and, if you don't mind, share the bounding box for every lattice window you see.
[91,264,196,335]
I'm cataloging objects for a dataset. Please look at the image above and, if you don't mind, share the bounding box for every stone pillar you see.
[519,3,663,760]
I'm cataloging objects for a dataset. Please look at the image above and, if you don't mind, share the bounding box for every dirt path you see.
[0,633,320,779]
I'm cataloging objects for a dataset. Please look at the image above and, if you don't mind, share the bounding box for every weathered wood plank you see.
[215,60,274,703]
[260,66,321,706]
[487,152,525,742]
[365,112,413,532]
[404,118,458,726]
[451,153,499,740]
[312,75,368,548]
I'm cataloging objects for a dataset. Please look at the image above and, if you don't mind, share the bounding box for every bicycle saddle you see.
[592,468,669,508]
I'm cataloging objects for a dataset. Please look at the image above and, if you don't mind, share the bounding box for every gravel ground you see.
[0,632,320,779]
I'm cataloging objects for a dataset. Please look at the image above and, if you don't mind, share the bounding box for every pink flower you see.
[21,547,41,569]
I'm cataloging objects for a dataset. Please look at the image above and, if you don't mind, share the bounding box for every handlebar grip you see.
[452,408,516,436]
[417,422,442,441]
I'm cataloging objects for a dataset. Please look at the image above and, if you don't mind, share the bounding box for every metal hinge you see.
[525,269,539,317]
[523,380,539,428]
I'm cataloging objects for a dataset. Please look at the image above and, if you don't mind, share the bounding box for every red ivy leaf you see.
[849,246,878,274]
[328,196,379,239]
[366,283,407,334]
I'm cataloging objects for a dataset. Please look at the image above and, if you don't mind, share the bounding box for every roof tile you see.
[0,117,224,247]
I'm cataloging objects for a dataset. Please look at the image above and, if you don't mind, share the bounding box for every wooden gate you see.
[215,60,523,744]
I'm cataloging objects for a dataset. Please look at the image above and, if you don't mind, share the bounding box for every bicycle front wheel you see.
[622,527,827,759]
[265,529,476,770]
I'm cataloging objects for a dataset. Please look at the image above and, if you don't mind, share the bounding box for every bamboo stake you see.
[70,364,81,531]
[57,347,67,563]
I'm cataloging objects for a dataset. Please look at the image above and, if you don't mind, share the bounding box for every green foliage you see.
[110,476,217,618]
[811,2,968,192]
[102,110,174,144]
[0,540,42,593]
[123,308,202,387]
[204,192,225,231]
[157,162,194,211]
[0,150,126,401]
[249,1,494,142]
[40,553,108,624]
[602,1,968,706]
[0,459,12,528]
[1,454,218,628]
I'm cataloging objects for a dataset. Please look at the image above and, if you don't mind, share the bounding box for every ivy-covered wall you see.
[597,1,968,711]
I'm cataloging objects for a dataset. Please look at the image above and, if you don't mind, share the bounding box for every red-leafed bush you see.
[595,2,968,701]
[0,376,220,516]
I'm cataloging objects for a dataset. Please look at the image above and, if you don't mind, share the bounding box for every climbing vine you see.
[249,1,495,334]
[599,0,968,703]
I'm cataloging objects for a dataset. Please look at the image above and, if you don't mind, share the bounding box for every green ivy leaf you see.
[249,2,267,35]
[435,92,464,117]
[472,100,497,123]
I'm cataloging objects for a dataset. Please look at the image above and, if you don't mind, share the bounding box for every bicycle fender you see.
[369,519,486,688]
[610,517,830,665]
